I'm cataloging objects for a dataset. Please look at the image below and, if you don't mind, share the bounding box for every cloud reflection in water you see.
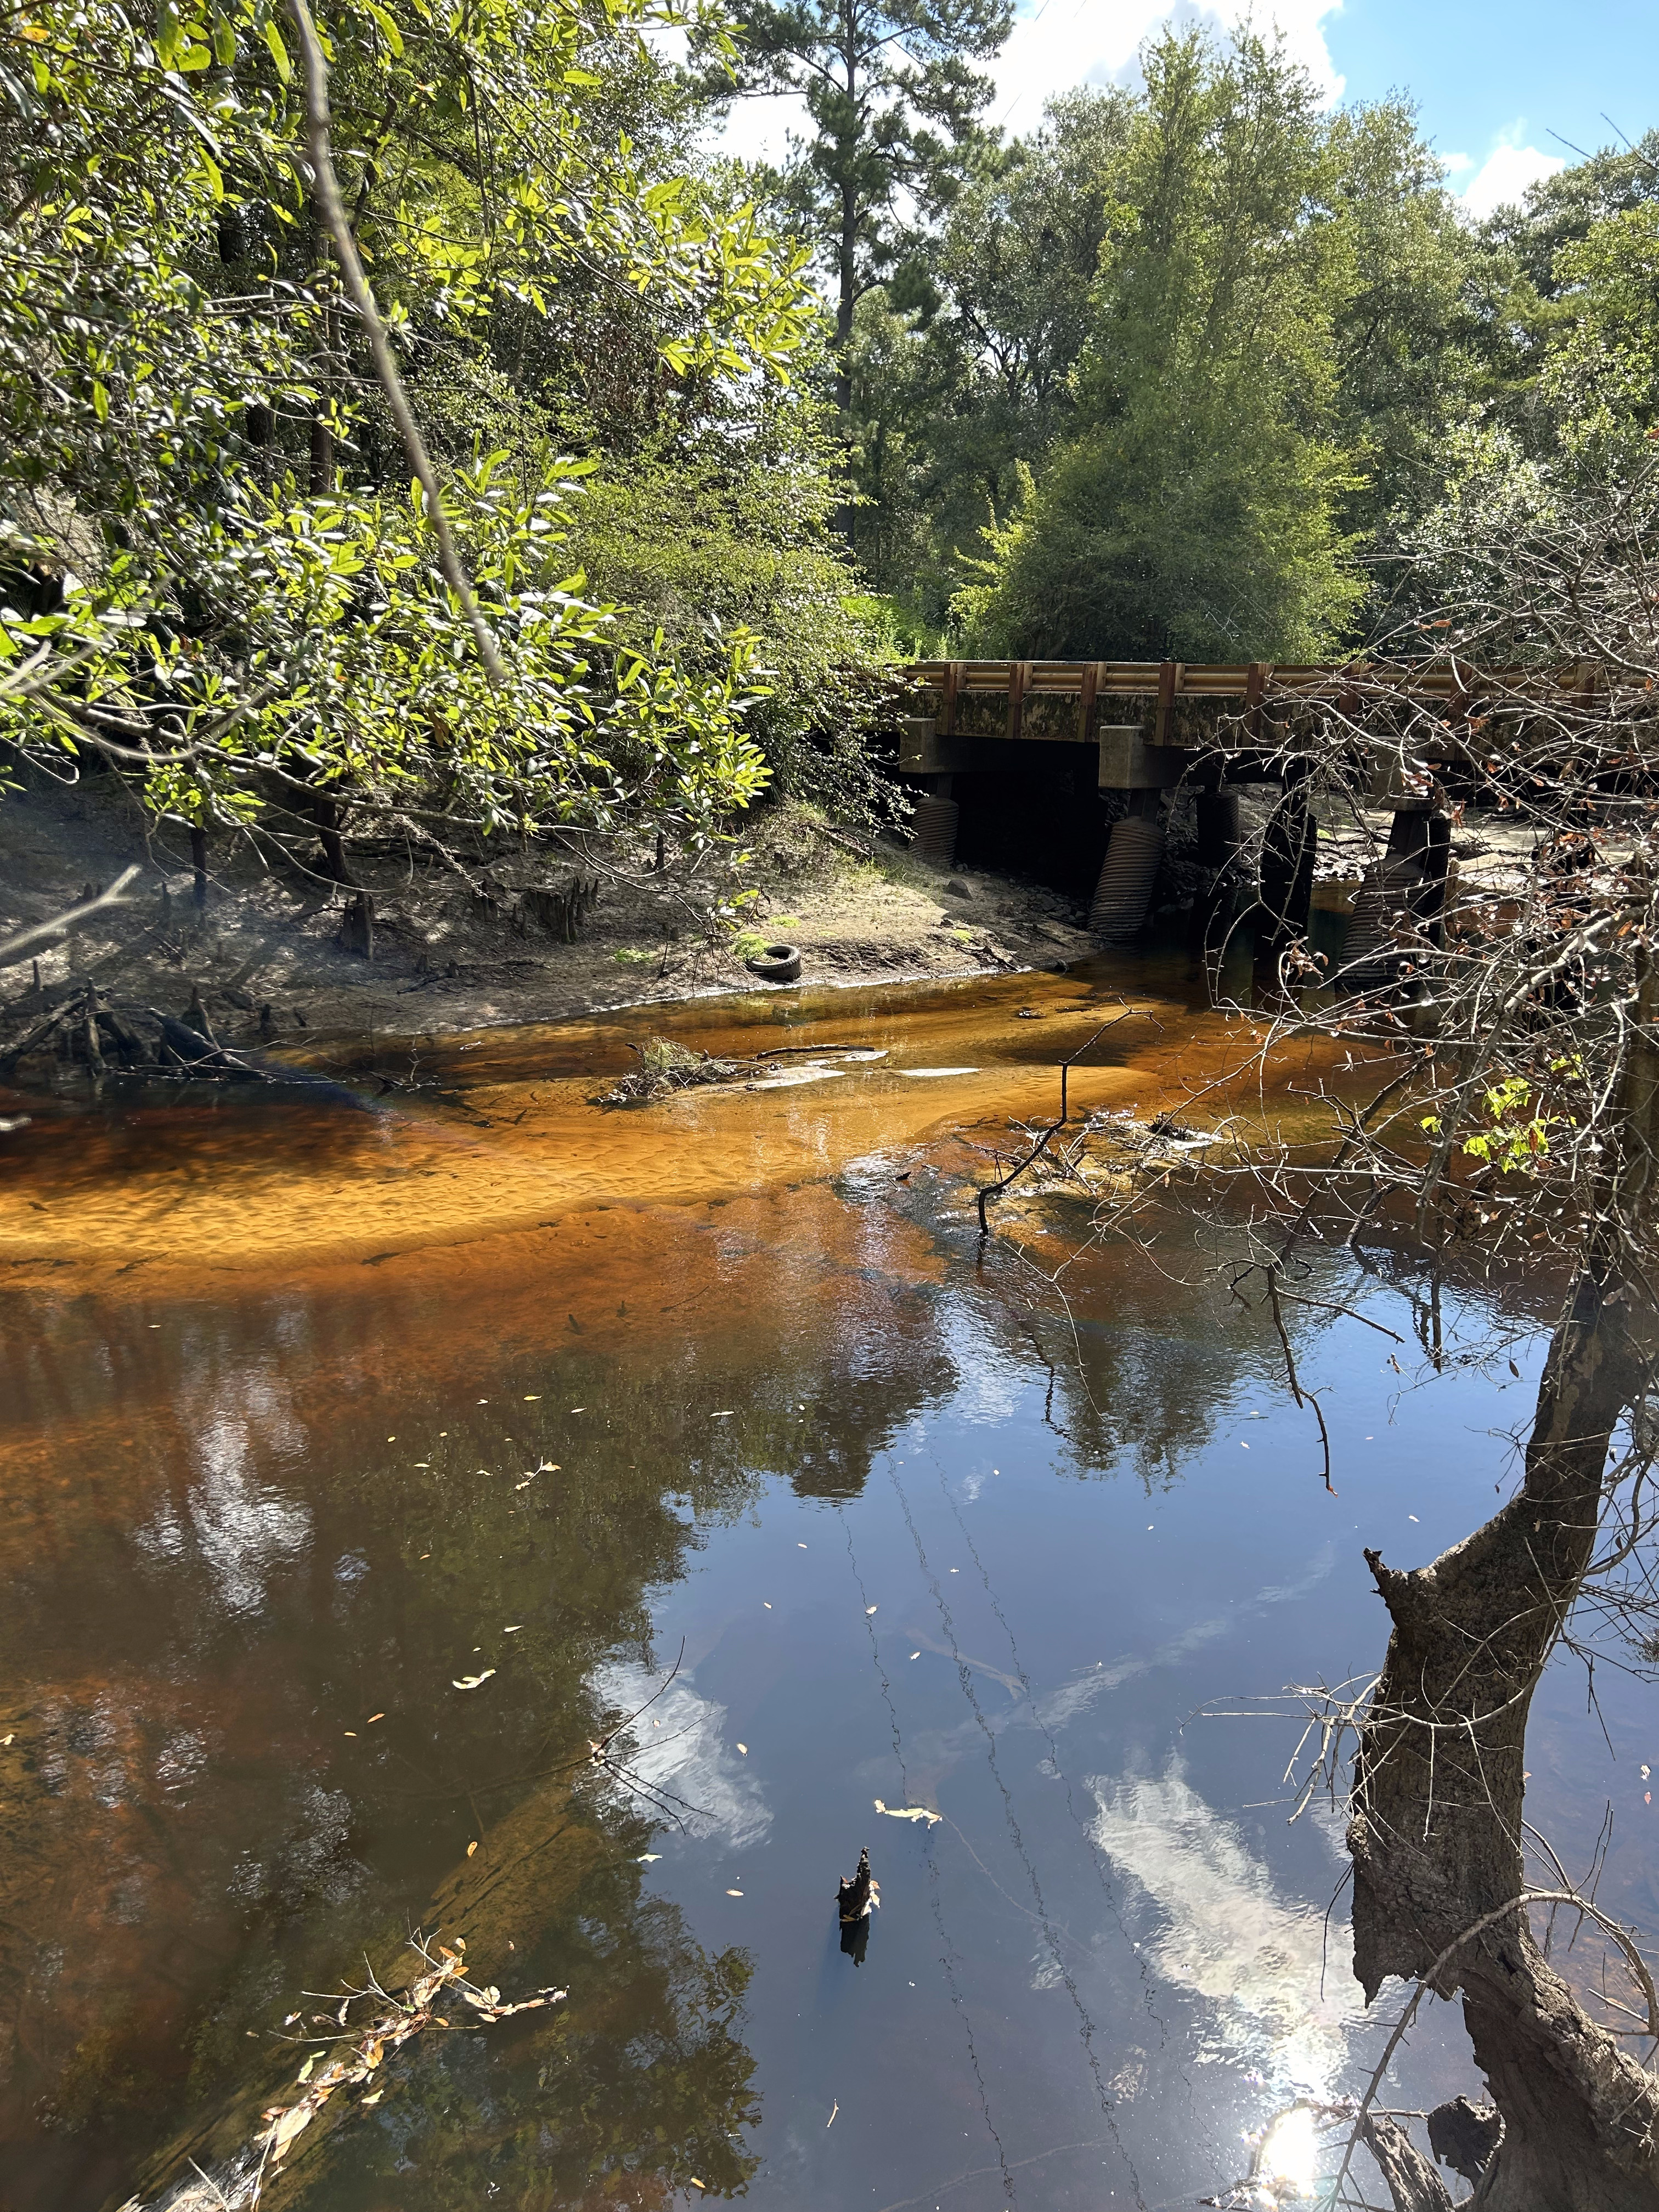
[1090,1762,1364,2101]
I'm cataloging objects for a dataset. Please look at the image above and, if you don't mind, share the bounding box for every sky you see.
[719,0,1659,223]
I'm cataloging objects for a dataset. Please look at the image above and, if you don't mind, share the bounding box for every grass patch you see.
[599,1036,738,1106]
[613,947,654,966]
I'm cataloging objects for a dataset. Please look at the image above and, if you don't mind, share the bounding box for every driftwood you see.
[122,1780,612,2210]
[150,1009,267,1081]
[837,1847,878,1923]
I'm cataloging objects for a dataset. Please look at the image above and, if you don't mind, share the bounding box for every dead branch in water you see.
[117,1931,564,2211]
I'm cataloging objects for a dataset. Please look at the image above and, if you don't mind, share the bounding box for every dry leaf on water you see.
[267,2104,314,2158]
[452,1669,496,1690]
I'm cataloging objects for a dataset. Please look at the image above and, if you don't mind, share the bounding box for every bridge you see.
[895,657,1576,956]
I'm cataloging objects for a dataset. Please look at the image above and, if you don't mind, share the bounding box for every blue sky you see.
[721,0,1659,221]
[1324,0,1655,211]
[986,0,1657,216]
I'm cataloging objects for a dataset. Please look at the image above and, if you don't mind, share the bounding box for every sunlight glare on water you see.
[1,958,1650,2211]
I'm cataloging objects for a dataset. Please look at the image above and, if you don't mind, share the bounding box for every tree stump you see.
[341,890,375,960]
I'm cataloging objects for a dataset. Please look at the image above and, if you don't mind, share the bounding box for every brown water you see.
[3,955,1654,2211]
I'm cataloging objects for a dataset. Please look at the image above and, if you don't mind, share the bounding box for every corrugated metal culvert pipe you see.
[1088,815,1165,939]
[909,793,959,866]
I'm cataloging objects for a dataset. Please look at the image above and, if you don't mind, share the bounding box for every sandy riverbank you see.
[0,773,1101,1065]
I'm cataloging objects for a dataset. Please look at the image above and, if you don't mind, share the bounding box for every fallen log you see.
[117,1780,611,2211]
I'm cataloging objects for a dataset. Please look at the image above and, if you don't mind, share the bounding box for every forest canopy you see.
[3,1,1659,867]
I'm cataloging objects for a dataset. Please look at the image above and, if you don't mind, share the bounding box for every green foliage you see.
[0,0,819,850]
[955,30,1365,659]
[844,31,1483,653]
[1421,1068,1579,1175]
[1542,203,1659,461]
[716,0,1014,396]
[845,88,1131,617]
[557,424,903,824]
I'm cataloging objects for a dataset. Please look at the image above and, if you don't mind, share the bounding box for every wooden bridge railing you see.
[903,658,1593,749]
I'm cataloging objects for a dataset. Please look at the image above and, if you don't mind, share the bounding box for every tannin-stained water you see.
[2,953,1653,2211]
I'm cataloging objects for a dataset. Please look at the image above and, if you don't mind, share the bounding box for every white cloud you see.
[712,0,1345,168]
[1457,128,1566,222]
[595,1663,772,1851]
[1090,1760,1367,2099]
[991,0,1342,144]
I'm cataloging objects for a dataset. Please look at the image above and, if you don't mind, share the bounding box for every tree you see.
[0,0,822,880]
[717,0,1012,415]
[1188,458,1659,2207]
[954,28,1363,659]
[844,87,1130,615]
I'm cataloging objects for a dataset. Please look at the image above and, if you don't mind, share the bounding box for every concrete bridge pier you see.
[1259,769,1318,953]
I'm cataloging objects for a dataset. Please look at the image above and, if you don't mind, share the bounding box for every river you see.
[3,954,1654,2210]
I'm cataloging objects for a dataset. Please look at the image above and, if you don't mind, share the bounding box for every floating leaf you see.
[638,1853,662,1862]
[725,1888,743,1897]
[874,1798,941,1825]
[466,1840,478,1857]
[736,1742,748,1754]
[452,1669,496,1690]
[268,2104,313,2155]
[865,1605,877,1615]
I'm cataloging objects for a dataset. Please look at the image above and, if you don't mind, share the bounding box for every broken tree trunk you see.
[1348,972,1659,2209]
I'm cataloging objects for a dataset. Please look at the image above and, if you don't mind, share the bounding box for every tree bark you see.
[1347,943,1659,2207]
[311,791,356,884]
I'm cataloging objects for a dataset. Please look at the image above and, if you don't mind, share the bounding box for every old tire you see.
[746,943,802,984]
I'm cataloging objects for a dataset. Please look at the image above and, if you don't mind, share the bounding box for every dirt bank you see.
[0,771,1099,1069]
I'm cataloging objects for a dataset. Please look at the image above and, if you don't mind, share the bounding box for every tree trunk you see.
[311,791,356,884]
[1348,944,1659,2207]
[836,170,856,424]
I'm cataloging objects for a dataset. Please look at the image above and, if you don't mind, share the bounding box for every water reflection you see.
[1090,1763,1364,2100]
[1,963,1638,2211]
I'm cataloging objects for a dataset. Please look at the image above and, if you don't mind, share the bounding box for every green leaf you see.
[363,1,403,53]
[91,381,110,422]
[155,0,184,66]
[211,9,236,62]
[262,15,291,80]
[200,152,225,201]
